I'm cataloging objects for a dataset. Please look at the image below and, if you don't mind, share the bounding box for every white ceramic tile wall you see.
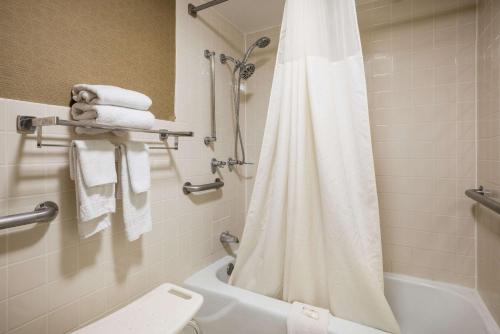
[477,0,500,325]
[0,0,246,332]
[243,0,478,287]
[359,0,477,288]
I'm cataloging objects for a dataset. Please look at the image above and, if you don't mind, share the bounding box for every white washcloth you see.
[119,143,152,241]
[69,140,117,239]
[71,103,155,133]
[72,84,152,110]
[287,302,330,334]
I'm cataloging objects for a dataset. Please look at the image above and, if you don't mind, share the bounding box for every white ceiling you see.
[214,0,285,34]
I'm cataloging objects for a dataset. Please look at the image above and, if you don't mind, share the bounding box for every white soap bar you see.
[73,283,203,334]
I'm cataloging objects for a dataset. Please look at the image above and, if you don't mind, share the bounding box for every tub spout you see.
[220,231,239,244]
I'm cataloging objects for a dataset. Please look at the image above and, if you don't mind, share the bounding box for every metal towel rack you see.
[17,115,194,150]
[183,178,224,194]
[465,186,500,215]
[0,201,59,230]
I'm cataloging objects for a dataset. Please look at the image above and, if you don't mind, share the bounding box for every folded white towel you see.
[119,143,152,241]
[71,103,155,132]
[287,302,330,334]
[72,84,152,111]
[69,140,117,239]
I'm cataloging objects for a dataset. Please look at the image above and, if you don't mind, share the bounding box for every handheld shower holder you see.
[211,158,227,174]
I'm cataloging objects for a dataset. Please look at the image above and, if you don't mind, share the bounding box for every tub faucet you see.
[220,231,239,244]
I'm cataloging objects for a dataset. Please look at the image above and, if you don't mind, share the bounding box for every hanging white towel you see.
[124,142,151,193]
[287,302,329,334]
[72,84,152,111]
[69,140,117,238]
[71,103,155,134]
[118,143,152,241]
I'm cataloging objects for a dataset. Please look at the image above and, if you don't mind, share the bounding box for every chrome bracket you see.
[160,133,179,150]
[16,115,36,134]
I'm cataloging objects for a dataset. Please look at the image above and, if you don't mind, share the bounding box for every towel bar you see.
[465,186,500,215]
[183,178,224,194]
[0,201,59,230]
[16,115,193,150]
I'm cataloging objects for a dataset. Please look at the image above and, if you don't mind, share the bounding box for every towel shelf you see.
[17,115,194,150]
[183,178,224,194]
[465,186,500,215]
[0,201,59,230]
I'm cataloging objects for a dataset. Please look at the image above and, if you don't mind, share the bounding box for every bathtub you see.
[184,256,500,334]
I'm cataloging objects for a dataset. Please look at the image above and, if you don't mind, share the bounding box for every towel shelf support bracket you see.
[16,115,194,150]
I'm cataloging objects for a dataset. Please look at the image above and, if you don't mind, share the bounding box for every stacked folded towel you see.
[70,140,117,238]
[71,84,155,135]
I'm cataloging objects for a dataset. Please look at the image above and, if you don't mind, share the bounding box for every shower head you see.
[255,37,271,48]
[241,36,271,64]
[239,63,255,80]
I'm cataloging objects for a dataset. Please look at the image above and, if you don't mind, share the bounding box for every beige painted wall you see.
[0,0,176,120]
[244,0,478,287]
[477,0,500,325]
[0,0,246,332]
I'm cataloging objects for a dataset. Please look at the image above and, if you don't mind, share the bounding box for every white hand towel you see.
[71,103,155,131]
[287,302,330,334]
[70,140,117,239]
[119,143,152,241]
[125,142,151,193]
[72,84,152,111]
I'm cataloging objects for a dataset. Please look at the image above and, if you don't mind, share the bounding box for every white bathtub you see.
[184,256,500,334]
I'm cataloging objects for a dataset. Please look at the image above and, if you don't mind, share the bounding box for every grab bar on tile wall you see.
[465,186,500,215]
[183,178,224,194]
[0,201,59,230]
[204,49,217,145]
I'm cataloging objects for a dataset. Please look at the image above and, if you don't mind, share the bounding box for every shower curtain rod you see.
[188,0,229,17]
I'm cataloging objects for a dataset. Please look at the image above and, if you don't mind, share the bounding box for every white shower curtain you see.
[229,0,400,333]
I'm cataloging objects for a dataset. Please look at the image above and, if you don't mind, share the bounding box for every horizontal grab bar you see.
[465,186,500,215]
[0,201,59,230]
[183,178,224,194]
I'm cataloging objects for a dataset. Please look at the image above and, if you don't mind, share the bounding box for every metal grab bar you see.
[0,201,59,230]
[204,50,217,145]
[465,186,500,215]
[183,178,224,194]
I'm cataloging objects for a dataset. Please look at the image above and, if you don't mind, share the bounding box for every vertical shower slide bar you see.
[204,49,217,145]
